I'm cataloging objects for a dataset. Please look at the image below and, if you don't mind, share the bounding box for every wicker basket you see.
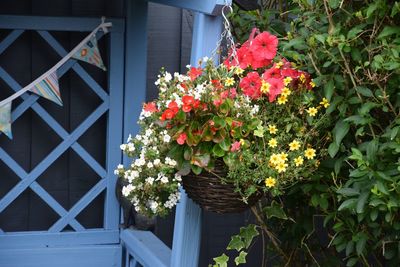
[182,161,262,213]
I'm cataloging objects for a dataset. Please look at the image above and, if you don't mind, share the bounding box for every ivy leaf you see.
[213,254,229,267]
[234,251,247,265]
[239,224,259,249]
[264,200,288,220]
[227,236,245,251]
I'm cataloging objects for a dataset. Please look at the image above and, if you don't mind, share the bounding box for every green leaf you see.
[328,0,340,8]
[346,241,354,256]
[212,144,225,157]
[264,200,288,220]
[184,146,193,161]
[213,254,229,267]
[324,79,335,101]
[191,165,202,175]
[219,138,231,152]
[234,251,247,265]
[192,153,210,168]
[366,139,379,162]
[376,181,389,195]
[213,116,226,129]
[370,209,378,221]
[333,120,350,146]
[239,224,259,249]
[328,142,340,158]
[377,26,400,39]
[227,236,245,251]
[254,124,264,137]
[356,192,370,213]
[355,86,374,97]
[356,233,368,256]
[346,257,358,267]
[337,188,360,197]
[338,198,358,211]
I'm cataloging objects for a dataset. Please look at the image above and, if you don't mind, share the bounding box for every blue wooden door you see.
[0,16,124,267]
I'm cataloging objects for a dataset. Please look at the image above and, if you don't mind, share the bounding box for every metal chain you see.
[211,0,239,64]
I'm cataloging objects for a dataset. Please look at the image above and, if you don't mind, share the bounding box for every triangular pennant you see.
[29,71,63,106]
[0,102,13,139]
[72,35,107,71]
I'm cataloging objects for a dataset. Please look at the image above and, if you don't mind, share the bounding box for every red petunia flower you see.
[230,141,241,152]
[143,102,158,113]
[249,32,278,60]
[211,79,223,90]
[177,133,187,145]
[263,68,282,80]
[250,57,272,69]
[266,78,284,102]
[168,101,179,113]
[193,100,200,109]
[240,72,262,99]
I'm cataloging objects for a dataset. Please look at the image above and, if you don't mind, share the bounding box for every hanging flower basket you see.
[182,160,262,213]
[114,28,329,218]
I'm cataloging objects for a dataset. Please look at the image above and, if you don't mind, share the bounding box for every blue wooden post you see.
[170,12,223,267]
[123,0,148,144]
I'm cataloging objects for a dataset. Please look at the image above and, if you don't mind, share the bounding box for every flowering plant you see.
[115,30,329,217]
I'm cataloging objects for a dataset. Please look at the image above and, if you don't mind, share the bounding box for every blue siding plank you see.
[121,229,171,267]
[146,0,229,15]
[0,230,119,249]
[104,30,125,230]
[0,29,24,54]
[0,15,124,33]
[0,245,122,267]
[171,12,223,267]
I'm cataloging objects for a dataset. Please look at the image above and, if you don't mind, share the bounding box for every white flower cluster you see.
[114,122,181,216]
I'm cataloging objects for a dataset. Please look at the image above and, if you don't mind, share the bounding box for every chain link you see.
[211,0,239,64]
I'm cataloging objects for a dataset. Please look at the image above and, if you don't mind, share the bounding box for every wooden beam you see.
[146,0,231,16]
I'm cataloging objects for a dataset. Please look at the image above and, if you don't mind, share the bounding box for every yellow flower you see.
[320,98,330,108]
[294,156,304,167]
[281,87,292,97]
[275,61,284,68]
[277,95,288,105]
[224,77,235,86]
[265,177,276,188]
[234,67,244,75]
[300,73,306,82]
[268,124,278,134]
[278,152,288,162]
[275,162,288,173]
[283,77,292,86]
[268,138,278,148]
[289,140,301,151]
[304,148,316,159]
[260,81,271,94]
[307,107,318,117]
[310,81,316,88]
[239,139,246,146]
[269,153,281,165]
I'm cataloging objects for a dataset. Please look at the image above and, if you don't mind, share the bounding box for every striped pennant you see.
[30,71,63,106]
[0,102,12,139]
[72,35,106,71]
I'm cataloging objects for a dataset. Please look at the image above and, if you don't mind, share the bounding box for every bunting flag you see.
[29,71,63,106]
[0,102,12,139]
[72,35,106,71]
[0,20,112,140]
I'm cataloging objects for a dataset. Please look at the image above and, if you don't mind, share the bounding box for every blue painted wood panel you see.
[0,245,121,267]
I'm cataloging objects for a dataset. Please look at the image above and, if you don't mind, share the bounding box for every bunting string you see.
[0,18,112,139]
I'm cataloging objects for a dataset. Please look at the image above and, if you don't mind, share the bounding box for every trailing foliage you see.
[219,0,400,266]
